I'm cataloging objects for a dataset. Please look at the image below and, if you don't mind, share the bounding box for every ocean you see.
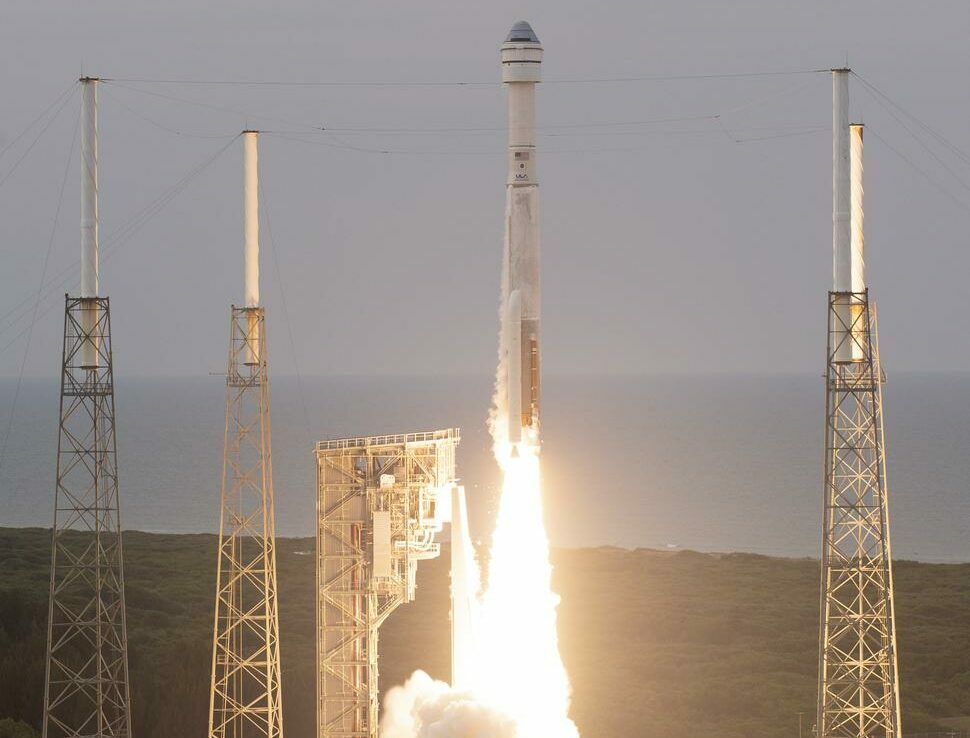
[2,372,969,562]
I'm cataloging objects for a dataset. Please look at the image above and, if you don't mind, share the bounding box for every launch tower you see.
[315,429,459,738]
[817,71,901,738]
[42,77,134,738]
[208,131,284,738]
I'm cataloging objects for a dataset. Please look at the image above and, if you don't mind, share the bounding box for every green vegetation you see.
[1,527,969,737]
[0,719,37,738]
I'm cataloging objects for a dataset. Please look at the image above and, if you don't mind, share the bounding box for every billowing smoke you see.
[488,199,514,459]
[380,447,579,738]
[381,671,517,738]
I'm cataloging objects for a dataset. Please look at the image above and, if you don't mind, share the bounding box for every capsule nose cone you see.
[506,20,539,44]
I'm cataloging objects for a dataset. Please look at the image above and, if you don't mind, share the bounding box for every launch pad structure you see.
[315,429,460,738]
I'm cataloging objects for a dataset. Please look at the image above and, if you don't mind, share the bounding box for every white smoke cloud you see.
[488,197,514,459]
[381,671,518,738]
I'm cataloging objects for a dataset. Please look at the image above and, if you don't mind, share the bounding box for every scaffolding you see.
[818,290,901,738]
[209,306,284,738]
[315,429,459,738]
[43,295,132,738]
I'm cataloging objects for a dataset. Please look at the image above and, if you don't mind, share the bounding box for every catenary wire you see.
[0,136,239,345]
[0,85,78,193]
[852,72,970,194]
[0,81,77,163]
[101,68,827,87]
[0,102,80,471]
[852,71,970,168]
[258,175,312,438]
[865,128,970,216]
[101,85,240,140]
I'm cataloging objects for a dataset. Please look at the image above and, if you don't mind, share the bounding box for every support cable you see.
[101,85,240,140]
[101,67,827,87]
[105,74,823,141]
[0,82,77,162]
[852,71,970,168]
[0,85,77,193]
[0,135,239,347]
[102,81,326,135]
[852,72,970,195]
[259,175,312,438]
[866,128,970,216]
[0,101,80,471]
[266,125,828,156]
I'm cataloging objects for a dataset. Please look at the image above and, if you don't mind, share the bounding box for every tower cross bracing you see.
[209,306,284,738]
[818,290,900,738]
[43,296,133,738]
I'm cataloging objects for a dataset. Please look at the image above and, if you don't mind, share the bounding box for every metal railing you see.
[316,428,459,452]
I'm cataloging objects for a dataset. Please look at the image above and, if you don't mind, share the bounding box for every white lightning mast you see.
[209,130,284,738]
[817,71,902,738]
[80,77,100,368]
[43,76,134,738]
[80,79,99,299]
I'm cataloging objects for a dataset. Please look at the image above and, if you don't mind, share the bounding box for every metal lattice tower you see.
[818,291,900,738]
[315,429,459,738]
[209,306,283,738]
[43,77,134,738]
[43,296,133,738]
[818,74,901,738]
[209,131,284,738]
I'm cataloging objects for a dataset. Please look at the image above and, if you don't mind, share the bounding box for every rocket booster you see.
[501,21,542,448]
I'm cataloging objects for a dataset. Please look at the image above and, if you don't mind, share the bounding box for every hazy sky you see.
[1,0,968,378]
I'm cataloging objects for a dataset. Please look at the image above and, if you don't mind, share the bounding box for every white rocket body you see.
[501,22,542,448]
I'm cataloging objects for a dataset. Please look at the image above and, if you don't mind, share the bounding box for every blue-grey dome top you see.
[505,20,539,43]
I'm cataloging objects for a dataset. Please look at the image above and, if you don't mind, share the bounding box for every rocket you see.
[500,21,542,449]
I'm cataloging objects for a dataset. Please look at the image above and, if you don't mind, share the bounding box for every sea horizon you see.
[3,371,970,563]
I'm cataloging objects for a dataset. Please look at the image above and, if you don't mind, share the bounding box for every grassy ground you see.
[1,527,969,737]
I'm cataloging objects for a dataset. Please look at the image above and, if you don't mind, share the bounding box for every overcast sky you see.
[1,0,968,378]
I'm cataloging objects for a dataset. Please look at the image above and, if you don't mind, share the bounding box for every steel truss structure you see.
[315,429,459,738]
[43,296,132,738]
[209,306,284,738]
[818,290,901,738]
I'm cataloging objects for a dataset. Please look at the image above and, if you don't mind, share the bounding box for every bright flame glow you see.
[470,442,578,738]
[382,442,579,738]
[383,289,577,736]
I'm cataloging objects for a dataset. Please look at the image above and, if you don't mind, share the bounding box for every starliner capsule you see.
[501,21,542,449]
